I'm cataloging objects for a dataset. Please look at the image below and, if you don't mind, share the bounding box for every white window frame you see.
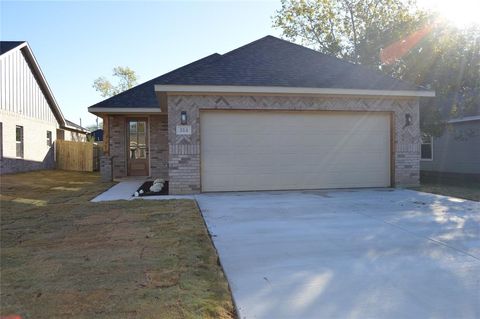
[16,125,24,159]
[46,130,52,147]
[420,134,433,161]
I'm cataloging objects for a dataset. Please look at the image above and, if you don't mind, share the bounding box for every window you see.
[46,130,52,146]
[128,120,147,159]
[421,134,432,160]
[16,125,24,158]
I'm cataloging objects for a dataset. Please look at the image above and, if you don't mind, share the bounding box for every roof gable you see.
[163,36,417,90]
[89,35,430,111]
[1,41,92,131]
[1,41,67,127]
[0,41,26,55]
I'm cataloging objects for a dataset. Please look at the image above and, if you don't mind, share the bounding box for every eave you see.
[154,85,435,98]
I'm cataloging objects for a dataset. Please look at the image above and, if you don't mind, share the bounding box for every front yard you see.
[0,170,235,318]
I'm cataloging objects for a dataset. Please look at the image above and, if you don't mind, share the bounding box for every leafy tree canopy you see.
[93,66,138,98]
[273,0,480,136]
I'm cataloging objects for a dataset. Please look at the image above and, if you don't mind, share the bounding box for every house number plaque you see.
[176,125,192,135]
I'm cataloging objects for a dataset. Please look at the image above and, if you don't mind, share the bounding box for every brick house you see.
[0,41,89,174]
[88,36,434,194]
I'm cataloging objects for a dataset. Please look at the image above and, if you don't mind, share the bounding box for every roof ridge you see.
[244,35,424,90]
[219,35,276,57]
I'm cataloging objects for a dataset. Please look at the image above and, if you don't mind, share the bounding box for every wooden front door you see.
[127,119,149,176]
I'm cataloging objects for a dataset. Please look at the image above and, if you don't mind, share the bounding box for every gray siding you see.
[0,48,58,174]
[421,121,480,174]
[0,48,56,123]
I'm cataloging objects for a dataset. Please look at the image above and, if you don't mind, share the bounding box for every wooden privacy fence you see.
[56,140,97,172]
[92,143,102,171]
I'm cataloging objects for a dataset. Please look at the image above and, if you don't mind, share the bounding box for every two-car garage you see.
[200,110,391,192]
[92,35,428,192]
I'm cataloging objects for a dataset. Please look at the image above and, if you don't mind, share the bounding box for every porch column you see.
[100,115,113,182]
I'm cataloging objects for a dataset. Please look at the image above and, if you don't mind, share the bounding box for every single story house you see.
[0,41,89,174]
[88,35,434,194]
[421,115,480,180]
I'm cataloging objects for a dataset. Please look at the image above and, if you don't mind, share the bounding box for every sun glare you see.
[420,0,480,27]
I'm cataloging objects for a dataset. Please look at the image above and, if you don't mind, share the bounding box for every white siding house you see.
[0,41,88,174]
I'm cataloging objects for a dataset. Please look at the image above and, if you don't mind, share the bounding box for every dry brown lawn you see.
[0,170,235,319]
[411,178,480,201]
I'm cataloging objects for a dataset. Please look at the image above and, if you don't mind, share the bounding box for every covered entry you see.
[200,110,391,192]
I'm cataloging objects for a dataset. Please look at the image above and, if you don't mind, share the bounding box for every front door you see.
[127,119,149,176]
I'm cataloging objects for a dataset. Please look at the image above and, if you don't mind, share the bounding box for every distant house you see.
[88,128,103,142]
[421,115,480,180]
[0,41,89,174]
[58,120,90,142]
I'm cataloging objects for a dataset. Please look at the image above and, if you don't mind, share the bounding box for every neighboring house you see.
[420,115,480,179]
[58,119,89,142]
[0,41,88,174]
[88,35,434,194]
[88,128,103,142]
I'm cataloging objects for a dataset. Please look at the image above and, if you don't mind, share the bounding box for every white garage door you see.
[200,110,391,192]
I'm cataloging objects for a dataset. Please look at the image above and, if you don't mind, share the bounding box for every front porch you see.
[100,114,168,182]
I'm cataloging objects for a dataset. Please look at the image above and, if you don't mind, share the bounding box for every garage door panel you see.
[204,149,388,167]
[203,154,388,171]
[201,111,390,192]
[205,133,387,150]
[203,165,387,178]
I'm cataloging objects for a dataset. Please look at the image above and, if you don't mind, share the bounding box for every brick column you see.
[100,155,113,182]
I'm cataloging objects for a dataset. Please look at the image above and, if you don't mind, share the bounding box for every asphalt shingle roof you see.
[89,53,222,108]
[89,36,426,109]
[0,41,25,55]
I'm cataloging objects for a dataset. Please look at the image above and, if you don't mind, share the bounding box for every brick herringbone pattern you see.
[167,95,421,194]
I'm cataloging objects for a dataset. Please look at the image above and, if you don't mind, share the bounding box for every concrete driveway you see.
[196,189,480,319]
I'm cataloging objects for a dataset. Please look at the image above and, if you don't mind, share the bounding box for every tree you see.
[273,0,480,136]
[399,24,480,136]
[93,66,138,97]
[273,0,427,66]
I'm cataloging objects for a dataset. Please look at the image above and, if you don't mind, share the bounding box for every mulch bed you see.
[136,181,169,196]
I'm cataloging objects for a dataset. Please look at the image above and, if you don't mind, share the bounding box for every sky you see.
[1,0,478,128]
[1,0,281,127]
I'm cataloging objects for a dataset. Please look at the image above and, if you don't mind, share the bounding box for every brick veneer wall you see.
[148,115,169,180]
[167,95,421,194]
[109,115,127,179]
[101,114,168,180]
[100,155,113,182]
[0,110,57,174]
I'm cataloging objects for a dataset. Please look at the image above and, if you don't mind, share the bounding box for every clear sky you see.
[1,1,281,127]
[2,0,476,128]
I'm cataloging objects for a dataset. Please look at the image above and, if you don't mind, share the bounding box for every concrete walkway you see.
[91,180,144,202]
[91,180,195,202]
[197,189,480,319]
